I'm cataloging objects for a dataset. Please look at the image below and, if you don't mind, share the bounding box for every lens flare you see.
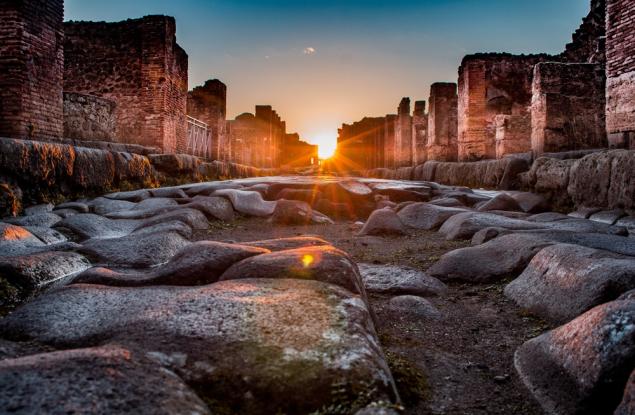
[302,254,314,268]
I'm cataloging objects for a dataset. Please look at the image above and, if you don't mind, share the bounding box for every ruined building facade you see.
[0,0,64,140]
[606,0,635,149]
[64,16,188,153]
[187,79,228,160]
[226,106,294,168]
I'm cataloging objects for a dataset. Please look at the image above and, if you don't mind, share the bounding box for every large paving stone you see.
[242,236,331,252]
[358,209,408,236]
[23,226,68,244]
[476,193,521,212]
[589,209,627,225]
[505,244,635,324]
[219,245,367,297]
[358,263,447,296]
[0,251,90,291]
[270,199,333,225]
[0,345,211,415]
[397,203,468,230]
[514,297,635,415]
[54,201,89,213]
[77,231,191,268]
[149,187,188,199]
[509,192,549,213]
[135,208,209,231]
[0,223,45,257]
[88,197,137,215]
[440,211,627,241]
[439,212,544,240]
[5,212,61,228]
[23,203,53,216]
[214,189,276,217]
[616,370,635,415]
[187,195,235,222]
[75,241,267,287]
[0,279,398,414]
[55,214,138,240]
[104,189,151,202]
[428,234,554,283]
[133,197,179,211]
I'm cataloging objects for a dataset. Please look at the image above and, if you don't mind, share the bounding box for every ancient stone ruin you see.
[0,0,634,414]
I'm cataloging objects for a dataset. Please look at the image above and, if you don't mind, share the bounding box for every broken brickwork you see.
[0,0,64,140]
[531,63,606,155]
[64,15,188,153]
[187,79,227,160]
[457,54,554,161]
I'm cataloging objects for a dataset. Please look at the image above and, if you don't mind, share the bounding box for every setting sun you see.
[311,132,337,159]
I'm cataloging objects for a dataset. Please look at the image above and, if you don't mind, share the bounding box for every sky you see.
[65,0,590,154]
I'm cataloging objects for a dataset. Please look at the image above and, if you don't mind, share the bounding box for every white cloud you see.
[303,47,316,55]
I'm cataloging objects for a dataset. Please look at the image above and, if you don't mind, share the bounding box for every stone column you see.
[427,83,458,161]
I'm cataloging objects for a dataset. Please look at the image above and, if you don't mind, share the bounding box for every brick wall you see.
[187,79,227,160]
[606,0,635,149]
[531,62,606,155]
[457,54,554,161]
[63,92,116,141]
[0,0,64,140]
[427,83,458,162]
[64,15,188,153]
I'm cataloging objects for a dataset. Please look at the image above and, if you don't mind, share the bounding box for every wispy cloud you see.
[303,47,316,55]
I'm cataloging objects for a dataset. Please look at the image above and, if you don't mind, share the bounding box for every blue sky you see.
[65,0,589,146]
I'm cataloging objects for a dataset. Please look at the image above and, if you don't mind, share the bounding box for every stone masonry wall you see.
[384,115,397,169]
[64,16,188,153]
[427,82,458,162]
[63,92,116,142]
[531,63,607,156]
[457,54,554,161]
[0,0,64,140]
[606,0,635,149]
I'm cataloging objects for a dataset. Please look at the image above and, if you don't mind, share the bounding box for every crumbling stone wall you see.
[531,63,606,155]
[457,54,554,161]
[412,101,428,165]
[0,0,64,140]
[187,79,227,160]
[395,98,413,167]
[63,15,188,153]
[63,92,116,142]
[606,0,635,150]
[561,0,606,64]
[427,83,458,162]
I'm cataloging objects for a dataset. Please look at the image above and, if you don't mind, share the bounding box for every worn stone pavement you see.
[0,176,634,414]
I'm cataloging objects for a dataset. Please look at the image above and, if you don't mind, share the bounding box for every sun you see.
[313,132,338,159]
